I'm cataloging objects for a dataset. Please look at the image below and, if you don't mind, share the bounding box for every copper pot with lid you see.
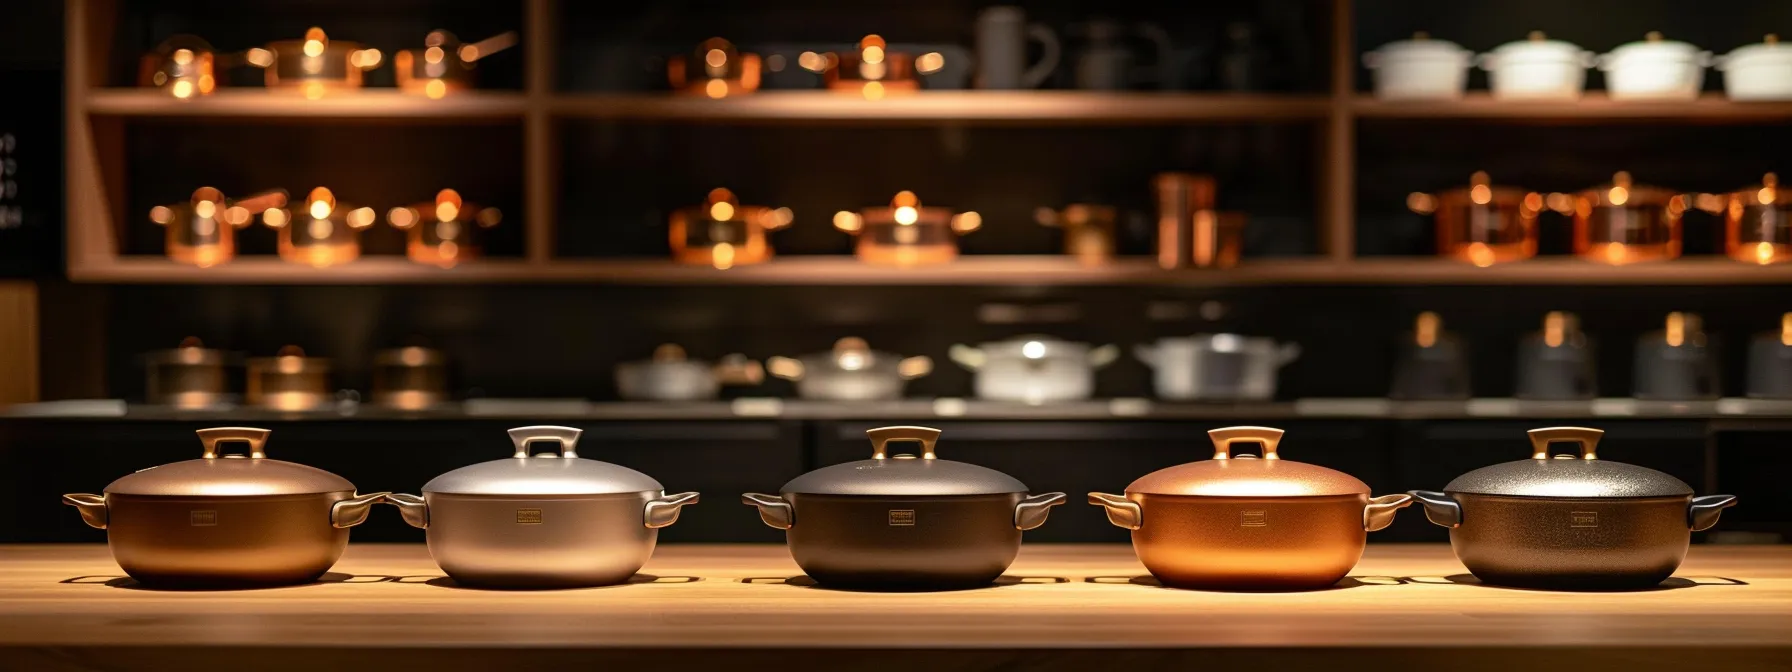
[1554,172,1687,265]
[247,346,333,411]
[137,35,223,99]
[388,189,502,268]
[1705,172,1792,265]
[371,346,448,410]
[394,30,517,99]
[670,188,793,269]
[833,191,980,266]
[1035,204,1117,266]
[1408,171,1542,266]
[150,187,288,268]
[262,187,378,268]
[669,38,762,98]
[1411,427,1736,589]
[245,27,383,99]
[145,337,232,409]
[1153,173,1243,269]
[62,427,386,587]
[802,35,948,97]
[1089,426,1411,590]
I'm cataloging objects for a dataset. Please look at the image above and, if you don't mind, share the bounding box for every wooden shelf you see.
[65,255,1792,285]
[85,89,529,119]
[550,91,1333,123]
[1353,93,1792,123]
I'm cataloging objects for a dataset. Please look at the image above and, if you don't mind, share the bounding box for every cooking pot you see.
[766,337,931,401]
[1389,312,1470,401]
[386,426,699,588]
[150,187,287,268]
[670,188,792,269]
[1153,173,1243,269]
[370,346,448,410]
[834,191,980,266]
[1362,33,1472,100]
[246,345,332,412]
[615,344,763,401]
[1516,311,1597,400]
[1090,426,1411,590]
[1036,204,1117,265]
[388,189,503,268]
[1478,32,1592,101]
[742,425,1065,588]
[1597,32,1710,101]
[1748,314,1792,399]
[262,187,378,268]
[1408,171,1541,266]
[1134,334,1300,401]
[1633,312,1718,401]
[1410,427,1736,590]
[395,30,517,99]
[145,337,232,409]
[949,336,1119,403]
[1554,172,1685,265]
[802,35,949,96]
[62,427,385,587]
[670,37,762,98]
[1704,173,1791,265]
[138,35,222,99]
[245,27,382,99]
[1718,35,1792,101]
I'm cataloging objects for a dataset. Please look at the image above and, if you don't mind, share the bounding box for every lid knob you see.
[1528,30,1546,42]
[1527,426,1602,460]
[1768,34,1781,46]
[197,426,271,460]
[867,425,941,460]
[1208,425,1284,460]
[508,425,582,459]
[1543,310,1579,348]
[1645,31,1663,42]
[1415,311,1442,348]
[652,343,688,362]
[1412,31,1430,41]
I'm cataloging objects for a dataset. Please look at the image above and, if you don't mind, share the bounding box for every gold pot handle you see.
[1207,426,1284,460]
[867,425,941,460]
[1527,426,1603,460]
[508,425,583,459]
[196,427,271,459]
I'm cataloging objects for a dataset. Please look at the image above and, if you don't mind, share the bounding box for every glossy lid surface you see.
[781,426,1027,496]
[106,427,355,497]
[1125,426,1370,497]
[1445,427,1693,498]
[423,426,665,496]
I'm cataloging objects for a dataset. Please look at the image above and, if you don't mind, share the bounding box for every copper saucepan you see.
[1090,426,1411,590]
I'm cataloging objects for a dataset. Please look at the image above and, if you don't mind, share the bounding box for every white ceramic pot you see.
[1363,33,1472,100]
[949,336,1119,403]
[1478,32,1592,101]
[1597,32,1710,101]
[1718,35,1792,101]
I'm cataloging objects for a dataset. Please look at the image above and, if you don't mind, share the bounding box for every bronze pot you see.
[62,427,385,588]
[1090,426,1410,590]
[1411,426,1737,590]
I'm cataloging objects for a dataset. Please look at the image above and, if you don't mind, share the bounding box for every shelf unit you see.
[62,0,1792,285]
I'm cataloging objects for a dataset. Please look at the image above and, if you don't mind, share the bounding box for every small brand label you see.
[1571,511,1599,528]
[888,510,916,526]
[516,509,544,525]
[1240,510,1268,527]
[189,510,217,527]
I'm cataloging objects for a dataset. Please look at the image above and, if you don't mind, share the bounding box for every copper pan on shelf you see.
[669,188,792,269]
[150,187,287,268]
[245,27,383,99]
[395,30,518,99]
[833,191,979,266]
[1548,171,1689,266]
[388,189,502,268]
[801,35,950,97]
[668,38,762,98]
[262,187,376,268]
[1407,171,1541,267]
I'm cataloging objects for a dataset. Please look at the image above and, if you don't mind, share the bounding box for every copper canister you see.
[371,347,448,410]
[245,27,382,99]
[669,38,762,98]
[389,189,502,268]
[670,188,793,268]
[150,188,287,268]
[145,337,230,409]
[834,191,980,266]
[1561,172,1685,265]
[1409,171,1542,266]
[1153,173,1243,269]
[394,30,517,99]
[1716,173,1792,265]
[263,187,377,267]
[247,346,332,411]
[802,35,945,97]
[1036,204,1117,265]
[137,35,220,99]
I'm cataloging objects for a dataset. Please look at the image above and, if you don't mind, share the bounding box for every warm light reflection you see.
[309,218,333,240]
[833,211,861,232]
[705,48,728,68]
[862,81,885,100]
[303,40,325,58]
[1022,340,1046,359]
[1758,242,1777,265]
[425,46,444,64]
[347,207,376,229]
[171,80,195,99]
[309,200,333,220]
[917,52,945,74]
[193,200,216,219]
[173,49,194,65]
[149,206,173,225]
[712,242,736,270]
[705,79,728,98]
[1782,313,1792,346]
[224,206,251,226]
[1415,312,1440,348]
[425,79,447,99]
[436,201,461,222]
[1407,192,1436,215]
[264,208,290,228]
[1544,312,1569,348]
[1466,242,1495,267]
[1608,186,1629,206]
[389,207,417,229]
[894,205,919,225]
[1666,312,1687,347]
[1470,184,1492,205]
[302,82,327,99]
[710,201,736,221]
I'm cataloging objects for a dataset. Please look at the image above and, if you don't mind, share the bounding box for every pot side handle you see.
[384,493,429,529]
[1087,492,1142,530]
[1014,492,1067,531]
[1688,494,1737,532]
[1132,343,1157,367]
[331,492,388,529]
[1088,344,1121,368]
[645,491,701,529]
[62,493,108,529]
[742,492,793,529]
[1407,490,1461,528]
[947,344,985,371]
[1363,493,1413,532]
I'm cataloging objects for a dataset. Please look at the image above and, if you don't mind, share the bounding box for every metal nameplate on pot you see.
[1240,510,1268,527]
[516,508,544,525]
[888,509,916,526]
[189,510,218,526]
[1571,511,1599,528]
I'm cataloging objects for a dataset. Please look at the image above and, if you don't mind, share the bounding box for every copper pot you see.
[137,35,222,99]
[62,427,386,587]
[150,187,287,268]
[670,188,792,269]
[1089,426,1411,590]
[395,30,517,99]
[247,346,332,411]
[833,191,980,266]
[1035,204,1117,266]
[262,187,377,268]
[371,346,448,410]
[1408,171,1541,266]
[803,35,946,96]
[145,337,231,409]
[245,27,382,99]
[1710,172,1792,264]
[1152,173,1243,269]
[1556,171,1687,265]
[388,189,502,268]
[669,38,762,98]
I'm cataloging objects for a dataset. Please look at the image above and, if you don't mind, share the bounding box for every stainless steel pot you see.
[615,344,763,401]
[1134,334,1300,401]
[1410,427,1736,590]
[766,337,931,401]
[742,425,1065,588]
[385,426,699,588]
[949,336,1119,403]
[370,346,448,410]
[62,427,385,588]
[145,337,232,409]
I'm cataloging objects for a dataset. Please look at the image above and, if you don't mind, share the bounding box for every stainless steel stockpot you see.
[386,425,698,588]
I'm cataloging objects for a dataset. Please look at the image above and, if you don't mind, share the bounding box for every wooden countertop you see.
[2,544,1789,670]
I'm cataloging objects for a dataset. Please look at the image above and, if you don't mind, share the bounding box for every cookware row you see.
[154,187,501,269]
[1366,31,1788,101]
[142,28,517,99]
[63,423,1736,592]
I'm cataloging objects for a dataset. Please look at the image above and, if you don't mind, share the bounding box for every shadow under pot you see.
[61,427,385,588]
[742,425,1066,589]
[1410,427,1736,590]
[385,426,699,589]
[1089,426,1411,590]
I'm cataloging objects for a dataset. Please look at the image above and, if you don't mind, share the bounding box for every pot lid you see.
[1125,426,1370,497]
[1721,34,1787,67]
[423,426,665,496]
[105,427,355,497]
[1573,171,1679,207]
[249,345,330,373]
[1416,172,1539,212]
[374,346,444,367]
[780,426,1027,496]
[1370,32,1471,60]
[1487,31,1587,62]
[1605,32,1701,61]
[145,336,226,366]
[1444,427,1693,498]
[976,335,1090,357]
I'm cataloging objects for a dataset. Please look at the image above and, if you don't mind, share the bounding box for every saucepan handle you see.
[509,425,582,459]
[1013,492,1067,531]
[866,425,942,460]
[1087,492,1142,530]
[1526,426,1603,460]
[196,426,272,459]
[742,492,793,529]
[1207,425,1284,460]
[1688,494,1737,532]
[1408,490,1462,528]
[385,493,430,529]
[330,492,387,529]
[645,491,701,529]
[1363,493,1413,532]
[62,494,108,529]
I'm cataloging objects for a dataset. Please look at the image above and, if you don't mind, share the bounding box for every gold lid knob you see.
[1528,31,1546,42]
[652,343,688,362]
[1645,31,1664,42]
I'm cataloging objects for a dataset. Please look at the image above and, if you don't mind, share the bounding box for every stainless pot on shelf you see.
[1134,334,1300,401]
[615,344,763,401]
[144,337,232,409]
[949,336,1119,403]
[766,337,931,401]
[385,426,699,588]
